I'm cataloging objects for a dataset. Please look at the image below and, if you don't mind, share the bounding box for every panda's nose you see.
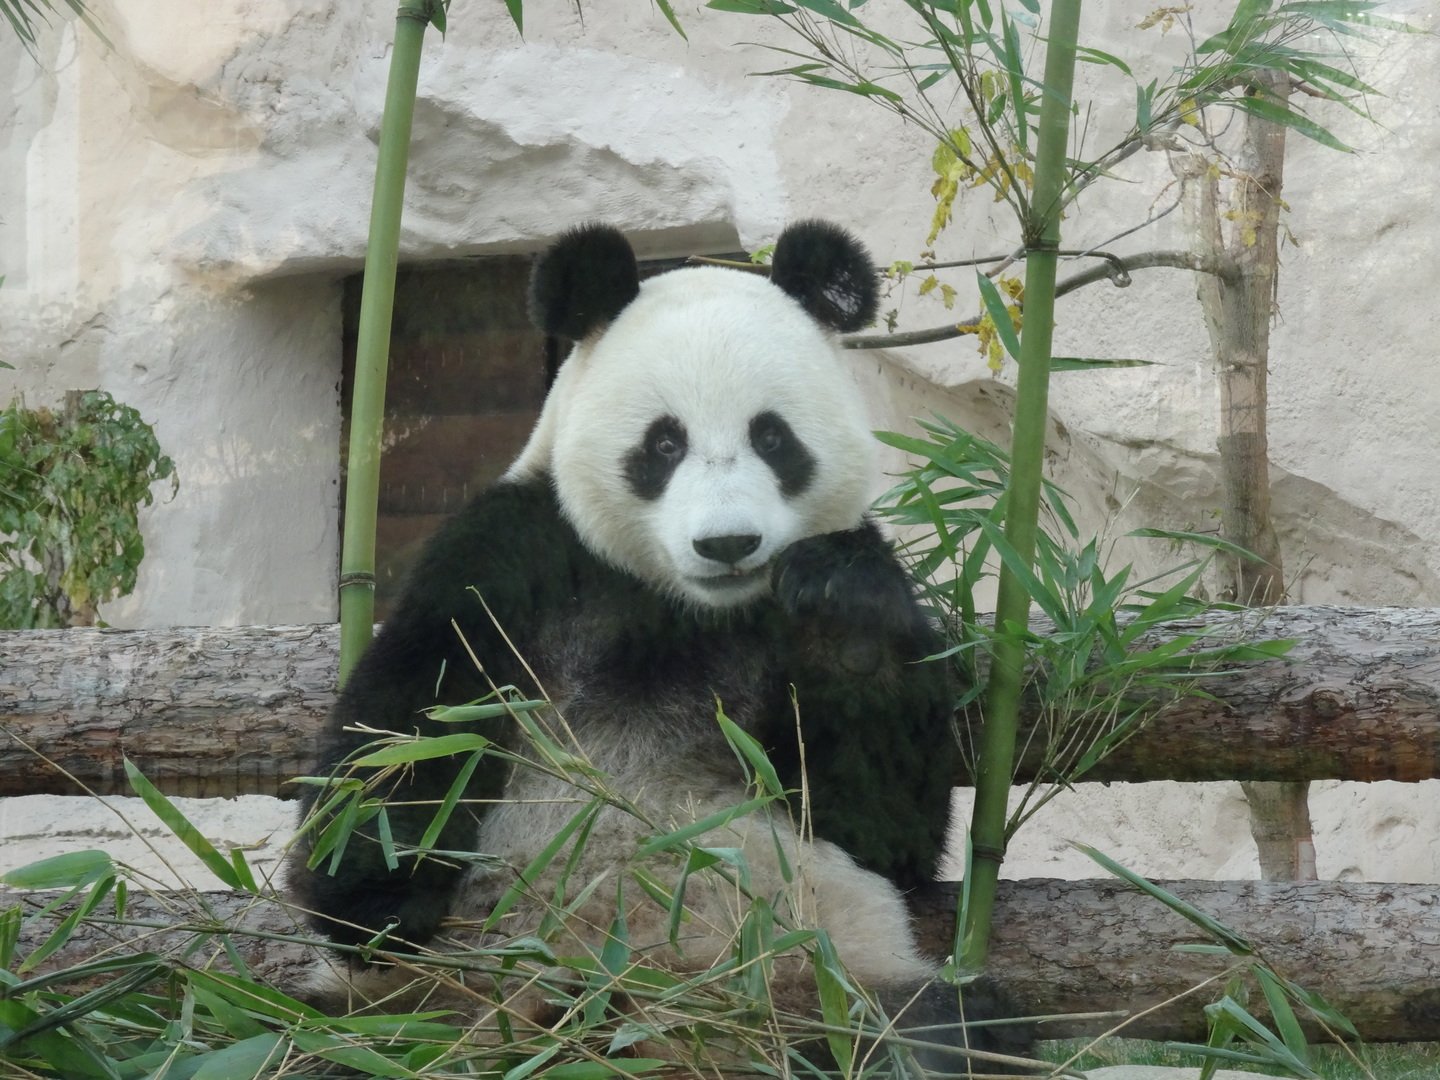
[693,533,761,565]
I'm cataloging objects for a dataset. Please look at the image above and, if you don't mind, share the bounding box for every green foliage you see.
[1044,1036,1440,1079]
[0,391,176,628]
[1,0,107,56]
[712,0,1415,362]
[1077,846,1364,1079]
[877,416,1292,835]
[712,0,1410,229]
[1,724,1038,1078]
[711,0,1408,971]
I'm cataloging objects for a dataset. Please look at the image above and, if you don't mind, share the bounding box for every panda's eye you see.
[625,416,689,501]
[750,411,815,497]
[754,424,783,456]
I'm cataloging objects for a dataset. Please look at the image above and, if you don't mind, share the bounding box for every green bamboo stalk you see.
[338,3,435,686]
[961,0,1083,968]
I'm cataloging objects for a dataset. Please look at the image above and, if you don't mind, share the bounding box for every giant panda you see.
[292,221,1022,1072]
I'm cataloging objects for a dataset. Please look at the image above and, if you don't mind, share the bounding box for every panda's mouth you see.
[693,564,770,592]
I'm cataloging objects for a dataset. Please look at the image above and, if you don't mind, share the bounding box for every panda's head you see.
[511,221,881,609]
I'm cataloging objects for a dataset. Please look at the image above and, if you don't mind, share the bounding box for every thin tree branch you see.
[843,250,1236,350]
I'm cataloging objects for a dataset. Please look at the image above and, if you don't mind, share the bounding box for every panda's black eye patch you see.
[625,416,688,500]
[750,411,815,496]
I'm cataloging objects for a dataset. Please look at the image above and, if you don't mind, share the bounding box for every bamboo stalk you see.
[962,0,1084,968]
[337,4,434,685]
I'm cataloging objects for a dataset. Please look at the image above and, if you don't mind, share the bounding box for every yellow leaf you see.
[931,140,958,178]
[918,274,939,297]
[1137,5,1191,32]
[927,206,951,246]
[939,283,957,310]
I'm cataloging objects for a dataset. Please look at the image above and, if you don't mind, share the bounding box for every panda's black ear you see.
[770,220,879,333]
[529,224,641,340]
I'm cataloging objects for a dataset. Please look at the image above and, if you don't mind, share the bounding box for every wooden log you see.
[3,605,1440,798]
[0,625,338,799]
[6,878,1438,1043]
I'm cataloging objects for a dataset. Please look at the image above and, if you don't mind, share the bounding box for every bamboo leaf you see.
[706,0,798,12]
[653,0,688,39]
[1077,844,1255,954]
[793,72,904,101]
[1128,526,1268,562]
[793,0,863,27]
[125,758,243,890]
[999,11,1027,150]
[1074,44,1132,76]
[503,0,523,33]
[353,732,491,766]
[17,876,114,973]
[0,849,112,889]
[636,796,774,856]
[1255,964,1311,1062]
[416,750,486,851]
[1277,0,1420,33]
[427,698,545,723]
[483,800,601,932]
[1050,356,1156,371]
[541,1061,670,1080]
[717,704,785,796]
[976,516,1067,626]
[812,933,855,1073]
[191,969,326,1022]
[1231,94,1353,153]
[192,1032,285,1080]
[975,271,1022,360]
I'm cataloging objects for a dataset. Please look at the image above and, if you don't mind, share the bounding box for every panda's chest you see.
[527,598,773,760]
[468,600,775,872]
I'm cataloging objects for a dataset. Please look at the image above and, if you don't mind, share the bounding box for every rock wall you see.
[2,0,1439,887]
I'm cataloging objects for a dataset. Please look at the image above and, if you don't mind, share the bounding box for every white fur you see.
[508,267,876,608]
[315,701,936,1012]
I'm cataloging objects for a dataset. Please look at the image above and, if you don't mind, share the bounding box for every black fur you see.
[770,220,880,333]
[291,479,956,949]
[622,415,687,500]
[749,410,815,496]
[528,223,640,340]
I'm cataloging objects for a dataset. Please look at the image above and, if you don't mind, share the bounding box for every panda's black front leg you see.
[770,519,959,890]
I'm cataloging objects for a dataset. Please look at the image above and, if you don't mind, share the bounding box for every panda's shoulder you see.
[423,475,570,555]
[389,475,587,612]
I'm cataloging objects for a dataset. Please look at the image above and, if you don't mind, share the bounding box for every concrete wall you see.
[3,0,1438,887]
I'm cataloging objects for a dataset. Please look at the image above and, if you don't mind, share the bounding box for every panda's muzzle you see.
[692,533,762,566]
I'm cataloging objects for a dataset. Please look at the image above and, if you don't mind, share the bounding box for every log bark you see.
[5,606,1440,798]
[6,878,1438,1043]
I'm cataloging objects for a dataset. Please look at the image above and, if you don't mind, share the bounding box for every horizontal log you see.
[2,605,1439,798]
[6,878,1437,1043]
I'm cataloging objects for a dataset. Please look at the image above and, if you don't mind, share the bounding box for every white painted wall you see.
[3,0,1438,888]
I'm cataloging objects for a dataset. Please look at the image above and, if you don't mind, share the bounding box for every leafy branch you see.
[0,391,176,628]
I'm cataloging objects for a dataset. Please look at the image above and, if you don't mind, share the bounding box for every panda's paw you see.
[772,527,917,636]
[311,880,452,955]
